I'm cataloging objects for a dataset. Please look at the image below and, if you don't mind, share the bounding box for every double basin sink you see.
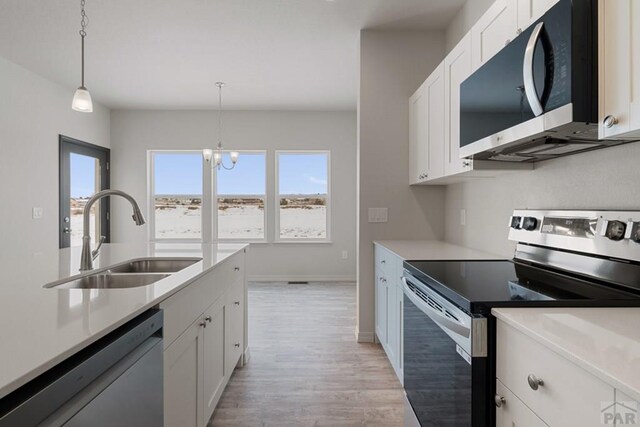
[45,258,202,290]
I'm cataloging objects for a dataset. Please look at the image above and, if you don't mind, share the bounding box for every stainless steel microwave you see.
[459,0,624,162]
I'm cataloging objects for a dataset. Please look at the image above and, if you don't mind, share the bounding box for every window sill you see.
[273,240,333,245]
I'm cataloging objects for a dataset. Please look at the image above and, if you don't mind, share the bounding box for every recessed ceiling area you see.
[0,0,465,110]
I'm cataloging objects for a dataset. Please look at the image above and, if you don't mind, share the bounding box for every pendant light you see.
[208,82,239,170]
[72,0,93,113]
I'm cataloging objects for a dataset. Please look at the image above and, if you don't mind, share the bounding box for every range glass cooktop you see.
[404,260,640,315]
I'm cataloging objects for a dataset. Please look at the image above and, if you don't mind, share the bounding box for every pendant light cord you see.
[217,83,224,150]
[79,0,88,88]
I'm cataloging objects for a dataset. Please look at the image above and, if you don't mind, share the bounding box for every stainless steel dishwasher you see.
[0,309,163,427]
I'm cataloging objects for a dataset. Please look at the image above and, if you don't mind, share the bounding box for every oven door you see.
[402,274,488,426]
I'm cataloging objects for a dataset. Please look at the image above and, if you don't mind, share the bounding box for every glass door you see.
[59,135,110,248]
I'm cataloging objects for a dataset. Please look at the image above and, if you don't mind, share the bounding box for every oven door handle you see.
[402,277,471,339]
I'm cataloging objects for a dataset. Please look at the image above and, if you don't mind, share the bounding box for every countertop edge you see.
[0,244,248,400]
[492,308,640,403]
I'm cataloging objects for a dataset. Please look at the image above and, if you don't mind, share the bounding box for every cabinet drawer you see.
[496,320,614,426]
[495,379,548,427]
[218,251,245,288]
[374,245,402,282]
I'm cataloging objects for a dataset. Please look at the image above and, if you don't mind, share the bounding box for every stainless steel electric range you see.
[402,210,640,427]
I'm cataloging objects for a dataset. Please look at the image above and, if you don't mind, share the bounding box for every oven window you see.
[403,293,473,425]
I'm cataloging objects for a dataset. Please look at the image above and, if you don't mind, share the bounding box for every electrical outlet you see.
[32,207,43,219]
[368,208,388,223]
[460,209,466,226]
[341,250,348,260]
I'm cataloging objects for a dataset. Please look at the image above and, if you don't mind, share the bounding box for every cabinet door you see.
[225,282,245,376]
[425,64,445,181]
[203,299,226,424]
[471,0,518,70]
[375,270,387,344]
[409,83,428,184]
[495,380,548,427]
[516,0,560,32]
[165,319,204,427]
[444,33,473,176]
[599,0,640,139]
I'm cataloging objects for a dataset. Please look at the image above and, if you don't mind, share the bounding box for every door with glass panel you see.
[59,136,110,248]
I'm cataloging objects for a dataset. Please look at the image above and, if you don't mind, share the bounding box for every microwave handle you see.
[523,22,545,117]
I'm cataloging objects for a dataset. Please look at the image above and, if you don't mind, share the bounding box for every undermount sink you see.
[44,257,202,289]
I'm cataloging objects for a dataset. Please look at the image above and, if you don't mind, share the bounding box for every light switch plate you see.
[368,208,388,223]
[32,207,43,219]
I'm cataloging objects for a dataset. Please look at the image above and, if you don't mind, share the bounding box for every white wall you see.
[445,143,640,257]
[357,30,446,342]
[110,110,357,281]
[0,56,111,254]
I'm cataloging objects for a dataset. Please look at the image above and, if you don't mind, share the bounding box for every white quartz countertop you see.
[0,242,247,400]
[374,240,503,261]
[492,307,640,402]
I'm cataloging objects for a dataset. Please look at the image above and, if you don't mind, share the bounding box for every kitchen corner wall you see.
[0,56,111,255]
[110,110,357,281]
[443,0,640,257]
[357,30,446,342]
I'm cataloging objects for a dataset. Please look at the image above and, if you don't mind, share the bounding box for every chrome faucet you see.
[80,189,145,271]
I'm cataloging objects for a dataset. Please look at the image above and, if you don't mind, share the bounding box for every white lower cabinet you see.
[495,379,548,427]
[496,319,615,426]
[374,244,404,384]
[162,249,247,427]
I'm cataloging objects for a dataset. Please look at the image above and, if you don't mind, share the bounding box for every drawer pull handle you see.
[199,321,207,328]
[494,395,506,408]
[381,260,386,264]
[205,316,212,323]
[234,266,240,271]
[235,343,240,348]
[234,301,240,306]
[528,374,544,390]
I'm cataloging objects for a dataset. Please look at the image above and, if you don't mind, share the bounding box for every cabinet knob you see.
[462,160,471,168]
[494,395,506,408]
[603,115,619,128]
[234,343,240,348]
[516,28,523,35]
[234,301,240,306]
[381,260,386,264]
[199,321,207,328]
[234,266,240,271]
[527,374,544,390]
[205,316,212,323]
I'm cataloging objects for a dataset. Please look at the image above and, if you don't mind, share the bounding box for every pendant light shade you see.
[72,87,93,112]
[72,0,93,113]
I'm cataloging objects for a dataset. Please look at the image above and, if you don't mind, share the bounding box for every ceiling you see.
[0,0,465,110]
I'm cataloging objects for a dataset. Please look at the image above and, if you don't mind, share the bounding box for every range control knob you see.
[627,222,640,243]
[605,220,627,241]
[510,216,522,230]
[522,217,538,231]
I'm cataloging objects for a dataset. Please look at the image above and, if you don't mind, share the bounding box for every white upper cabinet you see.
[409,82,428,185]
[444,33,473,177]
[409,64,445,185]
[599,0,640,139]
[516,0,561,32]
[471,0,518,70]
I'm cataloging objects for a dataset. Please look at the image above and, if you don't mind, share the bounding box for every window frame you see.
[275,150,331,243]
[148,150,208,243]
[213,150,268,243]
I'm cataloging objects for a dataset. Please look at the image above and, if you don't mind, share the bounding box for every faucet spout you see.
[80,189,146,271]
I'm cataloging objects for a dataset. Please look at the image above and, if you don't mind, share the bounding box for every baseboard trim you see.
[247,275,356,283]
[356,330,375,343]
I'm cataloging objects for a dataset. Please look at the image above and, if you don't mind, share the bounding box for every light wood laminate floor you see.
[209,282,404,427]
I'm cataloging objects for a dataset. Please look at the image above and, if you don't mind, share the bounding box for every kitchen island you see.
[0,241,248,414]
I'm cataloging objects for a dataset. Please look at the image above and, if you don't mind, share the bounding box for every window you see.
[216,152,266,240]
[151,152,203,240]
[276,151,330,240]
